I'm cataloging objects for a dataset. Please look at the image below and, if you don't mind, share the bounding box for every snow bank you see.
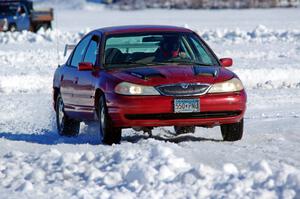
[0,144,299,198]
[199,25,300,43]
[1,25,299,45]
[1,51,300,95]
[235,68,300,89]
[33,0,87,10]
[1,26,299,94]
[0,49,59,94]
[0,29,87,45]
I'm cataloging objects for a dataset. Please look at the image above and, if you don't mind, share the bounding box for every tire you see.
[56,94,80,136]
[9,24,17,32]
[41,22,51,30]
[98,95,121,145]
[220,119,244,141]
[174,126,196,135]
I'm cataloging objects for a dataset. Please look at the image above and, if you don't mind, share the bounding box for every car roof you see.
[94,25,193,35]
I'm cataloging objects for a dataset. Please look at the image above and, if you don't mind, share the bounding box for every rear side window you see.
[70,35,92,67]
[83,36,100,65]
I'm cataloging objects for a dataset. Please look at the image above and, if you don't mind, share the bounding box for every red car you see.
[53,25,247,144]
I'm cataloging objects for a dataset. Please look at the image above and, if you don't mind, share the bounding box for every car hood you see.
[107,65,234,86]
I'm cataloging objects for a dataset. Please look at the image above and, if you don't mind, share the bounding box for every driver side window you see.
[70,35,92,67]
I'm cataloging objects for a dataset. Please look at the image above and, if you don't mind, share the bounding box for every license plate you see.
[174,99,200,113]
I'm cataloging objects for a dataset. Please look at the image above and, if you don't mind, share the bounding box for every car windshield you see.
[103,32,219,68]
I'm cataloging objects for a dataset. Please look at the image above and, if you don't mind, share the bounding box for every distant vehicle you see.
[53,25,247,144]
[0,0,53,32]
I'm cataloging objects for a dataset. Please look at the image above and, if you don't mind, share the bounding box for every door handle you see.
[73,77,79,84]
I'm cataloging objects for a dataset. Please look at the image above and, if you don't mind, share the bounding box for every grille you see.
[156,83,210,96]
[125,111,242,120]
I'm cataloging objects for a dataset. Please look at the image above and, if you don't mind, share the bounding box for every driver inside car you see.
[154,36,186,61]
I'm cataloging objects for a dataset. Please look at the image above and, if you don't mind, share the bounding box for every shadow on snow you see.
[0,125,221,145]
[122,134,222,143]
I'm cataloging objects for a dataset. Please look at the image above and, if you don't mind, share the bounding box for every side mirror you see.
[220,58,233,67]
[78,62,93,71]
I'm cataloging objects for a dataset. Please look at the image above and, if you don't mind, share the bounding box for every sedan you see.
[53,25,247,144]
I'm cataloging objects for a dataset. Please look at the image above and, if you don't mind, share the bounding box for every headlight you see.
[115,82,160,95]
[208,78,244,93]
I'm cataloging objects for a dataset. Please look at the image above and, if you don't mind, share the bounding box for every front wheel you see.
[98,95,121,145]
[220,119,244,141]
[56,94,80,136]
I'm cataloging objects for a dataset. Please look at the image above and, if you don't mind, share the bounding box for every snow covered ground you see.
[0,4,300,198]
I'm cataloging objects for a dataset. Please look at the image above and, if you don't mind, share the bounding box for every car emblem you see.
[180,83,189,89]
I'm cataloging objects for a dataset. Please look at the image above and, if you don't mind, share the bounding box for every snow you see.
[1,145,300,198]
[1,25,300,45]
[1,5,300,199]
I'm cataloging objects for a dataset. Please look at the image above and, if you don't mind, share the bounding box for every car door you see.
[72,35,101,119]
[60,34,92,114]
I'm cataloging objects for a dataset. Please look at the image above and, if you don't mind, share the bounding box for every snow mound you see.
[0,145,299,198]
[235,68,300,89]
[0,29,88,45]
[0,49,59,94]
[199,25,300,43]
[33,0,87,10]
[1,25,300,45]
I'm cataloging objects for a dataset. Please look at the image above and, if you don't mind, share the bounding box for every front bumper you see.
[106,90,247,128]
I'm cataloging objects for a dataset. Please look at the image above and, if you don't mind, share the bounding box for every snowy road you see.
[0,5,300,198]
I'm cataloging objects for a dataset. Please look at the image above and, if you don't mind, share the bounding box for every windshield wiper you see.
[105,60,214,68]
[152,60,214,66]
[105,61,149,67]
[187,62,214,66]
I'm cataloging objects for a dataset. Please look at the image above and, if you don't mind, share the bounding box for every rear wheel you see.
[174,126,196,135]
[56,94,80,136]
[220,119,244,141]
[98,95,121,145]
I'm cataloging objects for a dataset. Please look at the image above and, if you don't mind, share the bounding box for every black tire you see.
[56,94,80,136]
[220,119,244,141]
[9,24,17,32]
[41,22,51,30]
[174,126,196,135]
[98,95,121,145]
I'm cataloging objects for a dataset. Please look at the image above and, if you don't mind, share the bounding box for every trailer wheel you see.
[41,22,51,31]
